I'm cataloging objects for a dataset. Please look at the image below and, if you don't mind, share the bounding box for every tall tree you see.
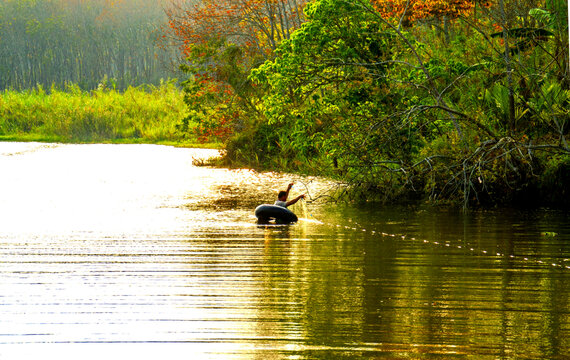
[247,0,569,206]
[161,0,307,141]
[163,0,306,61]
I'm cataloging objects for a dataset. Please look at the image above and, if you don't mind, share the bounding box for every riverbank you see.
[2,78,567,208]
[0,81,217,148]
[0,135,221,150]
[166,0,570,209]
[221,135,570,209]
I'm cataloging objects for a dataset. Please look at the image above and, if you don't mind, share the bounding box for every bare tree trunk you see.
[443,15,451,44]
[499,0,516,134]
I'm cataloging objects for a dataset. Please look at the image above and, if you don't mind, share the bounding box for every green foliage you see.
[249,0,406,169]
[247,0,471,189]
[0,81,195,144]
[529,8,553,25]
[170,0,570,207]
[526,80,570,140]
[537,153,570,206]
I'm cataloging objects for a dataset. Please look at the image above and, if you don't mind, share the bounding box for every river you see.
[0,143,568,359]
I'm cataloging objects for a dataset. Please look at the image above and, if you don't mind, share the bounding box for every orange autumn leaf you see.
[371,0,485,23]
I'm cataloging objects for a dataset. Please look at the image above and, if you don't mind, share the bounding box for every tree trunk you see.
[443,15,451,44]
[499,0,516,134]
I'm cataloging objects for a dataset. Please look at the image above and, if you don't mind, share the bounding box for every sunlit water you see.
[0,143,569,359]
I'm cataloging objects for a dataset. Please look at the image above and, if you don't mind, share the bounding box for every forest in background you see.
[164,0,570,207]
[0,0,175,90]
[0,0,201,145]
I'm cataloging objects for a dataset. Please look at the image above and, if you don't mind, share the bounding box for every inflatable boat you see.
[255,204,298,224]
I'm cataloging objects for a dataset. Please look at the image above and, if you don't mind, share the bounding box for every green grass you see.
[0,81,218,148]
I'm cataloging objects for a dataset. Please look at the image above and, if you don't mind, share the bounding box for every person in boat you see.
[275,183,305,208]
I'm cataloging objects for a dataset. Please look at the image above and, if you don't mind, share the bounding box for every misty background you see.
[0,0,177,90]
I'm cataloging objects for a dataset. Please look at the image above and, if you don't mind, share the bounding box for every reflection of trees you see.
[300,234,366,346]
[254,224,368,356]
[382,207,570,358]
[179,201,569,357]
[252,206,569,358]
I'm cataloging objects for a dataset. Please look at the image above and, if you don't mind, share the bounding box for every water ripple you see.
[0,143,568,359]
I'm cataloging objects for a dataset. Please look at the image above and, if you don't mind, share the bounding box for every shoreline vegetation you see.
[0,81,218,149]
[163,0,570,208]
[2,0,569,208]
[1,78,568,208]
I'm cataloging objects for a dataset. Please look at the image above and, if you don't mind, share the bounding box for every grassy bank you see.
[0,81,217,148]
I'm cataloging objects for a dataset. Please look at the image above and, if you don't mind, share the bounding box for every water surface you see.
[0,143,568,359]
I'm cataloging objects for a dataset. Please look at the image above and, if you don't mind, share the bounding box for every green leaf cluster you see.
[179,0,570,206]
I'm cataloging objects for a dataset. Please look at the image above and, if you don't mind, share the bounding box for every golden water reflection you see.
[0,143,568,359]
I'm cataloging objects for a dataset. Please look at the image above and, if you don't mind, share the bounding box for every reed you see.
[0,81,209,146]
